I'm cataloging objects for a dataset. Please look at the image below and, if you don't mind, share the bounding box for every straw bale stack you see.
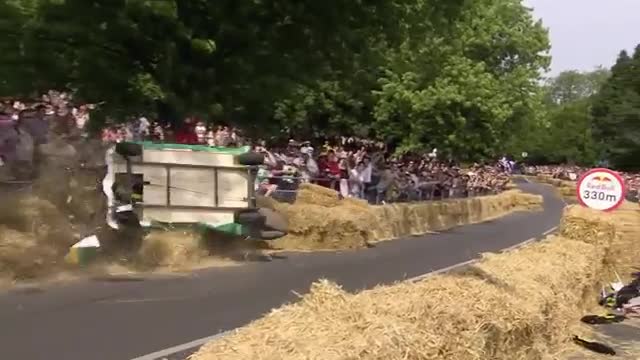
[602,203,640,282]
[137,230,208,270]
[0,195,75,280]
[272,203,372,249]
[534,175,576,199]
[270,184,542,250]
[191,204,622,360]
[295,183,369,209]
[0,225,61,280]
[0,194,74,245]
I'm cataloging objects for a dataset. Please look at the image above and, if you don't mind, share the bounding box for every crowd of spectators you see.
[97,116,513,204]
[99,117,247,147]
[252,138,511,204]
[19,93,640,205]
[1,91,92,137]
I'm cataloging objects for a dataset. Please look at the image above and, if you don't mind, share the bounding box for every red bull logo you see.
[578,168,626,212]
[586,175,616,191]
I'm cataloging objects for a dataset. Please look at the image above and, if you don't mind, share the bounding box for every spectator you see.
[175,117,198,144]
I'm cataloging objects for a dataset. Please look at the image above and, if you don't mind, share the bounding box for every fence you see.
[262,175,499,205]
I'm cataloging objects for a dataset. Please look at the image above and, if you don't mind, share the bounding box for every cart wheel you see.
[259,208,288,232]
[236,210,266,227]
[114,210,141,227]
[236,152,264,166]
[112,183,133,203]
[258,230,286,240]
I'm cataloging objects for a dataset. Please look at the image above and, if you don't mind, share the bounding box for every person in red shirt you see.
[175,117,198,144]
[318,150,341,190]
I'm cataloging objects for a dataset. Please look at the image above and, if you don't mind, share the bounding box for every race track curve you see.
[0,180,565,360]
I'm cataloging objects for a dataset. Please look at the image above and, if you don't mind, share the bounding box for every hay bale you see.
[294,183,368,209]
[137,230,207,270]
[368,190,542,243]
[0,193,79,281]
[474,237,607,341]
[534,175,577,200]
[0,194,75,250]
[603,203,640,282]
[192,275,557,360]
[0,226,59,279]
[561,203,640,284]
[269,189,543,250]
[294,183,342,207]
[191,200,622,360]
[271,204,371,250]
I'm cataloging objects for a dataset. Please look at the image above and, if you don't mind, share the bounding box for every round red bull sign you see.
[577,168,626,211]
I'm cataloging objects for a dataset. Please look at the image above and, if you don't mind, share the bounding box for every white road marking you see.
[130,183,562,360]
[543,226,558,236]
[98,296,191,304]
[129,331,232,360]
[405,259,478,283]
[129,229,556,360]
[500,237,536,253]
[129,256,484,360]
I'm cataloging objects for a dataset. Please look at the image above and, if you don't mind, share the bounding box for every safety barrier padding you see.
[0,195,75,281]
[268,183,543,250]
[534,175,577,198]
[191,204,640,360]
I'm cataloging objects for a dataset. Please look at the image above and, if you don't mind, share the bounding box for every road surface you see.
[0,180,564,360]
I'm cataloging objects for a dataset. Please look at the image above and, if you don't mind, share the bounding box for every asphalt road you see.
[0,181,564,360]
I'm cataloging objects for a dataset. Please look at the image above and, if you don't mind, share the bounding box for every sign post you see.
[576,168,626,211]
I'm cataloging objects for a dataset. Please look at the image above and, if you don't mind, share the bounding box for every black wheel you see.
[258,208,288,232]
[112,183,133,203]
[258,230,286,240]
[113,210,141,227]
[115,142,142,157]
[236,210,266,227]
[236,152,264,166]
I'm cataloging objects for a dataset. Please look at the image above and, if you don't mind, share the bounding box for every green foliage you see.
[371,0,550,159]
[1,0,555,160]
[519,68,611,166]
[545,68,609,105]
[591,47,640,170]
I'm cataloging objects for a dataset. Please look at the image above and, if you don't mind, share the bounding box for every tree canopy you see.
[0,0,552,157]
[519,68,610,166]
[9,0,635,165]
[591,47,640,171]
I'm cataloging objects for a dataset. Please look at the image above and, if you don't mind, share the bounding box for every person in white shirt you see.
[349,161,367,198]
[194,121,207,144]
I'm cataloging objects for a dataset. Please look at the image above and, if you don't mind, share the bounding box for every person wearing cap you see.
[300,146,319,182]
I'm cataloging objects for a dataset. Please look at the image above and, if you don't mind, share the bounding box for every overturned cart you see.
[104,141,286,240]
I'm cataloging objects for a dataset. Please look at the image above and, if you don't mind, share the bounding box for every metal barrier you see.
[261,175,499,205]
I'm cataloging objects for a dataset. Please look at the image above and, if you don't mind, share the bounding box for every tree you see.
[520,68,611,165]
[371,0,550,159]
[592,47,640,170]
[545,68,609,105]
[1,0,404,126]
[0,0,553,161]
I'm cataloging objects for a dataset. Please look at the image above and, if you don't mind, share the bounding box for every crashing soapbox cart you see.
[104,141,287,240]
